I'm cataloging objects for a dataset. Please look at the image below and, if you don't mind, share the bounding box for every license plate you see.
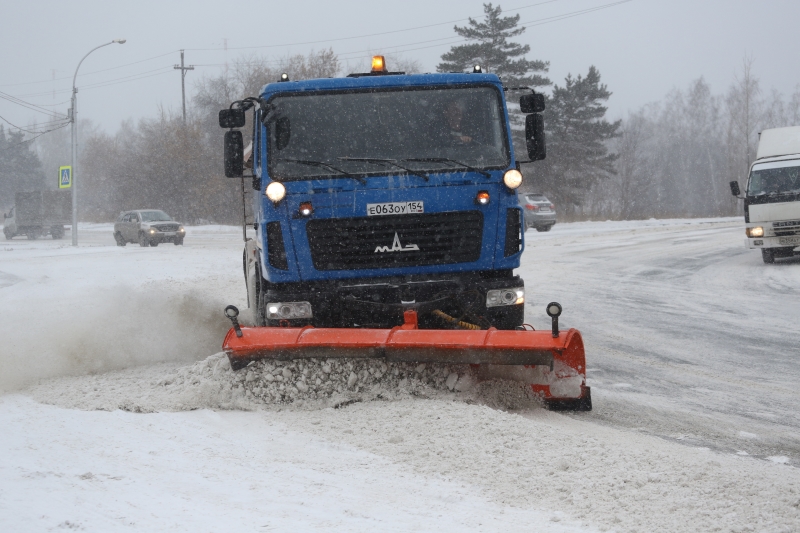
[367,201,424,216]
[779,236,800,245]
[164,232,176,236]
[539,207,551,212]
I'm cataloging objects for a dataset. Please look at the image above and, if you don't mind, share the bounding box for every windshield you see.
[140,210,172,222]
[267,85,509,180]
[748,160,800,196]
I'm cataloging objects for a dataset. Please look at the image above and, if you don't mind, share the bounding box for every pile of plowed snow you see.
[27,353,540,413]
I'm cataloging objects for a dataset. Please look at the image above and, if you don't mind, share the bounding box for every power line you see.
[0,50,180,88]
[184,0,570,53]
[0,0,569,90]
[0,90,65,119]
[0,114,70,134]
[0,121,71,152]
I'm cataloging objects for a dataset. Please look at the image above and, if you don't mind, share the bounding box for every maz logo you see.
[374,232,419,253]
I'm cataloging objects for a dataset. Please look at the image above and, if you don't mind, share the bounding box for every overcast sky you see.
[2,0,798,134]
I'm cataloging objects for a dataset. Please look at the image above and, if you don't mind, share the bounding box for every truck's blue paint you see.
[251,72,524,284]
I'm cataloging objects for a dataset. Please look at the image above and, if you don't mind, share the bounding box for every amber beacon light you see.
[371,55,387,73]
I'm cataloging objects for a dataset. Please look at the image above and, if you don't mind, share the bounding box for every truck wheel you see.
[3,229,12,240]
[138,232,150,247]
[114,232,126,247]
[537,226,552,232]
[51,226,64,239]
[174,238,183,246]
[27,232,39,240]
[150,240,159,247]
[762,249,775,264]
[253,263,267,327]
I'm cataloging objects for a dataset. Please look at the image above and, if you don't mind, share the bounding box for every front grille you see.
[267,221,288,270]
[504,208,522,257]
[774,220,800,236]
[154,223,179,232]
[306,211,483,271]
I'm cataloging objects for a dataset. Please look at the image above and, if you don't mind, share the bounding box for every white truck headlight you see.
[266,301,313,319]
[486,287,524,308]
[746,226,764,238]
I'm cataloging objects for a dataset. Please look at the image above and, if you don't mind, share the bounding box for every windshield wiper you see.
[338,157,429,182]
[402,157,491,178]
[274,158,366,184]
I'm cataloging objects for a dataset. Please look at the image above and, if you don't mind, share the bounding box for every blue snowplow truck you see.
[219,57,547,333]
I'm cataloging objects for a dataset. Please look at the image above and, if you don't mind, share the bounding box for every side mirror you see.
[519,93,545,113]
[219,108,246,129]
[729,181,741,197]
[525,113,546,161]
[224,130,244,177]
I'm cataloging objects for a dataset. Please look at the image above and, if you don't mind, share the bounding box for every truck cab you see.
[221,58,546,329]
[731,126,800,263]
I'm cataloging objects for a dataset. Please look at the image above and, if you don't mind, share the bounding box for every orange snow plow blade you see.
[223,310,591,410]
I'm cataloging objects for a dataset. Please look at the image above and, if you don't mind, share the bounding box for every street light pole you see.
[70,39,126,246]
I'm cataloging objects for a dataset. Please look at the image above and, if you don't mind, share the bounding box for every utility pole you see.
[173,50,194,122]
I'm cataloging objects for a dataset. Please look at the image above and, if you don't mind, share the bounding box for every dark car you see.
[520,193,556,232]
[114,210,185,247]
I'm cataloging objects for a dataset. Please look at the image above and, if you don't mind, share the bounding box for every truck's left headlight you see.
[746,226,764,238]
[486,287,524,307]
[266,301,313,319]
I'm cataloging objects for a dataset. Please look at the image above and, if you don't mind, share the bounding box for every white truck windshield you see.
[267,85,509,180]
[748,160,800,196]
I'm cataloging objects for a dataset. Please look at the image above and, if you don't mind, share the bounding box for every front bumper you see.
[746,236,800,250]
[262,273,525,329]
[523,212,556,227]
[146,230,184,242]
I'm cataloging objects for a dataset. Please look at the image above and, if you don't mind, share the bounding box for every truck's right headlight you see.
[503,169,523,189]
[486,287,524,307]
[266,181,286,203]
[746,226,764,238]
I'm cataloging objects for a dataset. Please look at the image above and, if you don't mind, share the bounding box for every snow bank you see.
[27,352,540,413]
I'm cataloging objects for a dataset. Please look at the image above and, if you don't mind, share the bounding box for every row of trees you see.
[4,3,797,224]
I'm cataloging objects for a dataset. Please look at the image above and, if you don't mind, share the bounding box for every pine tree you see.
[536,66,621,214]
[0,126,46,209]
[437,3,550,87]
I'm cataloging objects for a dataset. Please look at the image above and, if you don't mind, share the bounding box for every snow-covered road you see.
[1,220,799,532]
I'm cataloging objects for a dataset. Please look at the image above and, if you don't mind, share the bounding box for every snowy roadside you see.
[2,219,800,532]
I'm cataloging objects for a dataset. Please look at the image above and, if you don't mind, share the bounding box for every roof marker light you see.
[371,55,387,73]
[279,73,289,82]
[473,65,482,73]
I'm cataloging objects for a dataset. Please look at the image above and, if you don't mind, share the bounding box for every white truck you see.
[730,126,800,263]
[2,190,71,240]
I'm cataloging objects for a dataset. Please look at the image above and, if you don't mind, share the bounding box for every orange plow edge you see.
[222,310,591,411]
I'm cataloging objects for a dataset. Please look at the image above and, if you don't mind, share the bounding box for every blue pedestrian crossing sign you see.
[59,166,72,189]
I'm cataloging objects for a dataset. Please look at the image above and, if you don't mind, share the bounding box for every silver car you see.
[520,193,556,232]
[114,210,185,247]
